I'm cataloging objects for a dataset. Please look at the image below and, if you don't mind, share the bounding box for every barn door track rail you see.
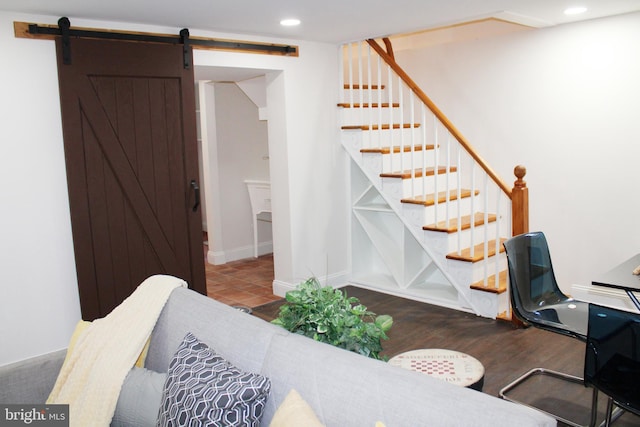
[14,17,299,63]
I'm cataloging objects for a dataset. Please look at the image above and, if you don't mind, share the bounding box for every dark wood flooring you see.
[253,286,640,427]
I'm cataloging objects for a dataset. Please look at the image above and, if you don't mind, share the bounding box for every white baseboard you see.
[207,241,274,265]
[272,280,293,297]
[207,250,226,265]
[571,283,640,313]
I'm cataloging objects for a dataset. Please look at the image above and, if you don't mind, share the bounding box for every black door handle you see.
[190,180,200,212]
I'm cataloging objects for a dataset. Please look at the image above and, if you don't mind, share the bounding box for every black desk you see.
[592,253,640,310]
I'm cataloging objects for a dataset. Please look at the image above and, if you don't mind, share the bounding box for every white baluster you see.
[456,146,462,254]
[399,76,404,174]
[433,116,439,226]
[422,105,427,200]
[358,42,363,125]
[470,161,476,258]
[483,173,489,287]
[339,44,345,106]
[348,43,353,109]
[388,65,394,167]
[410,90,415,197]
[495,188,502,291]
[367,44,372,135]
[377,55,382,150]
[445,133,451,229]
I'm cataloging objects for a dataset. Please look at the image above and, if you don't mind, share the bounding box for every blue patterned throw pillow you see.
[157,332,271,426]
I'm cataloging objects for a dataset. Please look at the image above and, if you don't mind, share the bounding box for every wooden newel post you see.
[510,165,528,328]
[511,165,529,237]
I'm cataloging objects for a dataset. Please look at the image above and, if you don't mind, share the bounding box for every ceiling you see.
[3,0,640,44]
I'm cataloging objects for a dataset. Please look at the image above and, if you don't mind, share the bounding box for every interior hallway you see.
[204,253,280,308]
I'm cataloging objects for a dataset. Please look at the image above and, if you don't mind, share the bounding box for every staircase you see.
[340,39,529,319]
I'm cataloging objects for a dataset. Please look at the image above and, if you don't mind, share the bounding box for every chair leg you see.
[603,397,613,427]
[590,387,599,427]
[500,368,600,427]
[600,397,628,427]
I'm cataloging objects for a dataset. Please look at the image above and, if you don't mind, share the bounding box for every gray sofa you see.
[0,287,555,426]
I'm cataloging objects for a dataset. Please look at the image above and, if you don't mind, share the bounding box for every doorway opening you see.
[194,65,280,307]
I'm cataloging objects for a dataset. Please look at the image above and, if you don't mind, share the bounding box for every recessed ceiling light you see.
[280,18,301,27]
[564,6,587,15]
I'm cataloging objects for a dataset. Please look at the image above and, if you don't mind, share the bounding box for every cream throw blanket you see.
[47,275,186,427]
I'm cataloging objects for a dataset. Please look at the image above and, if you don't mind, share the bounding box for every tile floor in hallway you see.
[204,252,282,308]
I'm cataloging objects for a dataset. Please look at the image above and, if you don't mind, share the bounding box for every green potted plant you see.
[271,277,393,360]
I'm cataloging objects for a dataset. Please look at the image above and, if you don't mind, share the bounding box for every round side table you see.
[388,348,485,391]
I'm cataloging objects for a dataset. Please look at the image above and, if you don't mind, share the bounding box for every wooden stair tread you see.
[343,84,385,90]
[446,238,506,263]
[361,144,436,154]
[423,212,497,233]
[337,102,400,108]
[401,189,478,206]
[381,166,456,179]
[342,123,421,131]
[470,270,507,294]
[496,311,512,322]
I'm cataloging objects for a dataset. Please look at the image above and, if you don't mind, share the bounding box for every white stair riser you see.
[341,129,364,156]
[446,253,507,284]
[360,128,424,149]
[423,222,500,258]
[402,196,478,229]
[360,153,384,180]
[459,288,509,319]
[343,127,429,156]
[342,89,389,104]
[341,107,426,126]
[341,107,404,125]
[362,151,438,174]
[382,172,460,199]
[386,151,441,174]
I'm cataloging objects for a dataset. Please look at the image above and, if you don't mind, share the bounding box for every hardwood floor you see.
[204,254,639,426]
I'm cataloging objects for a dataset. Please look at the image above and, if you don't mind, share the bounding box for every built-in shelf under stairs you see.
[339,39,520,319]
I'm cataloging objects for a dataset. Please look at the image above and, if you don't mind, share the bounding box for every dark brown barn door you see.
[55,37,206,320]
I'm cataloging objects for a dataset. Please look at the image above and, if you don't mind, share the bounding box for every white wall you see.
[0,12,81,366]
[0,11,346,366]
[213,82,272,260]
[194,42,349,289]
[200,77,273,265]
[394,12,640,300]
[195,85,208,232]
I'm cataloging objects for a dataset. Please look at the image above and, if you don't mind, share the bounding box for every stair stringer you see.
[343,129,484,315]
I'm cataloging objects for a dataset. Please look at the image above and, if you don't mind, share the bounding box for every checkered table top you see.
[389,348,485,388]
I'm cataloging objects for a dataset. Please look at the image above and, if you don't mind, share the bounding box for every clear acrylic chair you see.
[585,303,640,426]
[499,231,598,427]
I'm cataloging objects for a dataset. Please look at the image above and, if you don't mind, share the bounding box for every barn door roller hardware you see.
[58,17,72,64]
[21,17,298,65]
[180,28,191,69]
